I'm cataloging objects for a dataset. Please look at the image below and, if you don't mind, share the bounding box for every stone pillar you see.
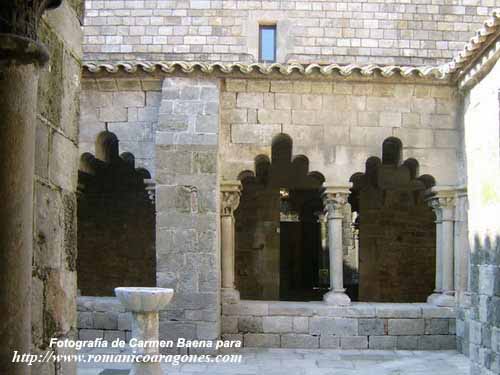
[427,199,444,303]
[220,181,242,303]
[0,2,62,374]
[426,190,456,307]
[454,187,470,298]
[322,188,351,306]
[315,211,329,286]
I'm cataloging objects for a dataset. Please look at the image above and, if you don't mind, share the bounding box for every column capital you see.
[0,0,62,65]
[144,179,156,204]
[425,187,457,221]
[322,187,350,218]
[220,181,242,216]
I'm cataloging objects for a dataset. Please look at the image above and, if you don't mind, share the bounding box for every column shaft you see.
[221,214,235,289]
[329,216,344,291]
[426,192,456,307]
[435,218,443,293]
[322,189,351,306]
[220,182,241,303]
[0,64,39,375]
[441,215,455,293]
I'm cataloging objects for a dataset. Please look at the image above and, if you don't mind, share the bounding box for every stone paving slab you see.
[78,348,469,375]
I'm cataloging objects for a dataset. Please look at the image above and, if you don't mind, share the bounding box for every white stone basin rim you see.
[114,287,174,312]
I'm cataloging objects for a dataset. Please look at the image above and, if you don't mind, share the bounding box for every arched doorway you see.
[234,134,326,301]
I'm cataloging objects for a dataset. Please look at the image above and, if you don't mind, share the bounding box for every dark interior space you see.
[77,131,156,296]
[235,134,326,301]
[350,137,437,302]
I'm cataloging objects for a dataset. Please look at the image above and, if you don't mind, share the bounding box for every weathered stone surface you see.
[376,305,422,318]
[358,319,385,336]
[238,316,263,333]
[263,316,293,333]
[420,335,457,350]
[341,336,368,349]
[293,317,309,333]
[388,319,425,335]
[79,329,104,340]
[425,319,451,335]
[320,336,340,349]
[369,336,397,349]
[77,312,93,329]
[310,318,358,336]
[281,334,319,349]
[222,316,238,334]
[93,312,118,330]
[50,133,78,191]
[396,335,420,350]
[244,334,280,348]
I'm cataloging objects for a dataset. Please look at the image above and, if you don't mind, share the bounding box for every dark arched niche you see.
[349,137,436,302]
[77,132,156,296]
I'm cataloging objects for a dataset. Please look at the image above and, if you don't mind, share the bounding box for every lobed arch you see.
[348,137,438,302]
[231,133,326,187]
[77,131,156,297]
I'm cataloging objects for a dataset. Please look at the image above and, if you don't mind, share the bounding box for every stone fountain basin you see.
[115,287,174,312]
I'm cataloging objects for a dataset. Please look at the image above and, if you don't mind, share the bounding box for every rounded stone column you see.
[0,2,62,373]
[427,198,444,304]
[220,181,242,304]
[322,188,351,306]
[426,190,456,307]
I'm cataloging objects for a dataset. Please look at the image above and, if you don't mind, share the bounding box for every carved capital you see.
[220,181,242,217]
[144,179,156,204]
[0,0,62,64]
[426,188,457,222]
[322,188,350,218]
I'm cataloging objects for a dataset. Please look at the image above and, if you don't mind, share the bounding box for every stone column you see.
[315,211,329,286]
[220,181,242,303]
[426,190,456,307]
[454,187,470,298]
[0,2,61,375]
[427,199,444,303]
[322,188,351,305]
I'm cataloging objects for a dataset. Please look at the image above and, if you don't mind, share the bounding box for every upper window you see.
[259,25,276,63]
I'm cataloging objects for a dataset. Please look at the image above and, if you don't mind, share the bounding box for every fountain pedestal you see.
[115,287,174,375]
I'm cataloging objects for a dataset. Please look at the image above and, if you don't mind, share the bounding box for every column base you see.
[426,292,442,305]
[323,290,351,306]
[221,288,240,304]
[428,292,455,307]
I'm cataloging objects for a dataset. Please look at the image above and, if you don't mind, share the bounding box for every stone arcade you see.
[0,1,499,375]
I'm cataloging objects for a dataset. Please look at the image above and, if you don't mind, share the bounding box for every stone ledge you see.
[223,300,455,319]
[222,300,457,350]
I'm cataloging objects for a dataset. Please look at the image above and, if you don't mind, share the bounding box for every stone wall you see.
[32,2,83,374]
[461,57,500,374]
[80,78,162,176]
[219,78,461,187]
[155,77,222,347]
[77,297,132,342]
[83,0,500,65]
[222,301,457,350]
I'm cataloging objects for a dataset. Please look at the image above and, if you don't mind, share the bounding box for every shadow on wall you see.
[77,131,156,296]
[349,137,437,303]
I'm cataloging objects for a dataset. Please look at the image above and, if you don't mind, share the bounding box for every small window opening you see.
[259,24,276,63]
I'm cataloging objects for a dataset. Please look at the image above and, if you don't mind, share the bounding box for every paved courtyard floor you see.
[78,348,470,375]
